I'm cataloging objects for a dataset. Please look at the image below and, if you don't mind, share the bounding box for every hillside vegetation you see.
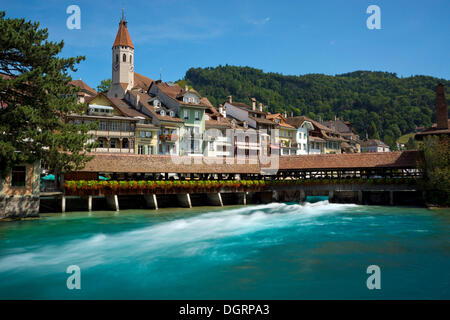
[181,66,450,148]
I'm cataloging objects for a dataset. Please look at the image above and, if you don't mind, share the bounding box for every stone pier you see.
[177,193,192,208]
[206,193,223,206]
[106,195,120,211]
[144,194,158,210]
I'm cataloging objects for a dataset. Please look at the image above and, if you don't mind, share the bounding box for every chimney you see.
[436,84,448,129]
[184,85,188,92]
[227,95,232,104]
[284,110,287,118]
[218,104,226,118]
[251,98,256,110]
[290,112,294,118]
[136,94,140,107]
[334,114,337,121]
[259,102,263,112]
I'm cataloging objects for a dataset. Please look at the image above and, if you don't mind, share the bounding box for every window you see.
[169,111,175,117]
[123,54,126,62]
[99,121,108,131]
[149,146,154,155]
[195,111,200,120]
[122,122,130,132]
[303,143,306,150]
[116,54,118,63]
[140,131,146,138]
[110,121,120,131]
[110,139,117,148]
[146,131,152,138]
[130,55,132,64]
[209,141,214,151]
[11,166,26,187]
[138,145,144,154]
[184,110,189,120]
[160,110,166,116]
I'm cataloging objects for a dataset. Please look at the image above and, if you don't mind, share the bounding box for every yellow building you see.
[267,113,297,155]
[67,92,154,154]
[135,123,159,155]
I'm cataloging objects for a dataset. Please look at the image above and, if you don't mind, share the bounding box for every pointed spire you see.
[112,10,134,49]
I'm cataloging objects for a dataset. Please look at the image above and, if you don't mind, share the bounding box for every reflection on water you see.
[0,201,449,299]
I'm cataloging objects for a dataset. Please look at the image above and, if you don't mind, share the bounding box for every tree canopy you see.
[97,78,111,93]
[182,65,450,148]
[0,11,95,177]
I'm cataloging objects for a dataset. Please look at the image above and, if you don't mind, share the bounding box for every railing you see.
[40,181,62,193]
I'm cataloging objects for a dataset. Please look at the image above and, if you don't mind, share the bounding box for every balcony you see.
[94,148,134,153]
[159,134,179,143]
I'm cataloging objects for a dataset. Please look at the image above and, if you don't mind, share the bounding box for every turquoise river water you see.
[0,201,449,299]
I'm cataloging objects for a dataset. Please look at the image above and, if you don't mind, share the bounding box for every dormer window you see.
[169,111,175,117]
[153,99,161,107]
[243,122,248,129]
[160,110,166,116]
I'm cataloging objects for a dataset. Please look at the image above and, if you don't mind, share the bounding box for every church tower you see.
[108,10,134,99]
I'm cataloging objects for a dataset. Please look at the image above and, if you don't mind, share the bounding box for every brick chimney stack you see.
[251,98,256,110]
[436,84,448,129]
[227,95,232,104]
[259,102,263,112]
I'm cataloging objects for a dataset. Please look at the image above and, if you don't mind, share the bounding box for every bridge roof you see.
[75,151,421,175]
[276,151,421,171]
[79,154,261,174]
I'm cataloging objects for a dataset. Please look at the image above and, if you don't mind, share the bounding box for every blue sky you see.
[2,0,449,90]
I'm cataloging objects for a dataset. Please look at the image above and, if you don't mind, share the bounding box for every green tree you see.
[0,11,96,178]
[96,78,111,93]
[419,136,450,206]
[182,66,450,139]
[368,121,380,140]
[405,137,418,150]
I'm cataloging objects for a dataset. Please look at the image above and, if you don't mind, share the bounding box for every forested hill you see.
[180,66,450,147]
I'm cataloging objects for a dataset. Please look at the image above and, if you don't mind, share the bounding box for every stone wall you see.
[0,160,40,219]
[0,195,40,218]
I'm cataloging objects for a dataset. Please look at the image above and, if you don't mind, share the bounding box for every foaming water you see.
[0,202,448,299]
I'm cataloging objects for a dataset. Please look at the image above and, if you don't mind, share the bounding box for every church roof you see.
[113,19,134,49]
[133,72,153,91]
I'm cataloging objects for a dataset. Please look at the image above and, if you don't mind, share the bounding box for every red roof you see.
[113,19,134,49]
[69,80,96,95]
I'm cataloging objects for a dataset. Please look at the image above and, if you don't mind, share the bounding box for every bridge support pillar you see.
[389,191,394,205]
[61,195,66,213]
[299,190,306,204]
[106,195,120,211]
[88,195,92,212]
[144,194,158,210]
[358,191,363,204]
[207,193,223,206]
[177,193,192,208]
[328,190,334,203]
[243,192,247,205]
